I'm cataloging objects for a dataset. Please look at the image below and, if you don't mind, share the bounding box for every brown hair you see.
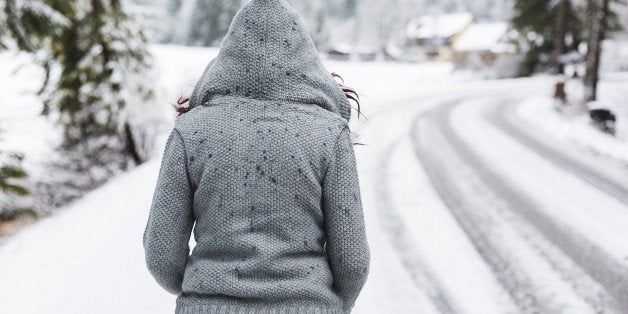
[173,96,192,117]
[331,72,362,119]
[173,72,362,119]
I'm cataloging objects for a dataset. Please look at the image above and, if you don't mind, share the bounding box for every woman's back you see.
[143,0,370,313]
[175,99,354,310]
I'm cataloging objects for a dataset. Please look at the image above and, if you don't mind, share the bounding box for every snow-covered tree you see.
[4,0,158,208]
[0,147,32,221]
[1,0,71,214]
[584,0,609,102]
[511,0,585,76]
[583,0,625,102]
[342,0,358,18]
[168,0,183,12]
[187,0,243,46]
[135,0,520,49]
[312,5,330,49]
[288,0,325,40]
[350,0,420,56]
[511,0,624,77]
[179,0,348,48]
[2,0,70,52]
[36,0,157,201]
[0,6,6,50]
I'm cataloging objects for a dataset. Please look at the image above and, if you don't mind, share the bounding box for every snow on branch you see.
[10,0,70,27]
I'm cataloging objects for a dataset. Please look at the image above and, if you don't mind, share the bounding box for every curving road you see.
[367,79,628,313]
[488,101,628,205]
[2,73,626,314]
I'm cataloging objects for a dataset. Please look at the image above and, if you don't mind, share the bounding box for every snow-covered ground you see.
[455,98,628,267]
[2,44,628,313]
[0,44,460,313]
[516,75,628,167]
[0,51,59,181]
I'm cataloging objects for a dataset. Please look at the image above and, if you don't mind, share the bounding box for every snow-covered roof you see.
[453,22,510,52]
[406,13,474,40]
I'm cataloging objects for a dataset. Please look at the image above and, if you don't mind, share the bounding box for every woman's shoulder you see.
[171,100,349,142]
[171,105,227,134]
[283,103,348,130]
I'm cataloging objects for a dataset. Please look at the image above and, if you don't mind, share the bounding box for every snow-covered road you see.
[2,45,628,313]
[352,74,628,313]
[409,86,628,313]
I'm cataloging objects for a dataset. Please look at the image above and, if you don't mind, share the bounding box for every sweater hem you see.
[175,303,345,314]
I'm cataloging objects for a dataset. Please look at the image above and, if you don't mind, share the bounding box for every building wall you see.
[407,22,473,62]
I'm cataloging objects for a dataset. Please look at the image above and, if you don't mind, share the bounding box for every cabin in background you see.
[452,22,513,67]
[405,12,473,61]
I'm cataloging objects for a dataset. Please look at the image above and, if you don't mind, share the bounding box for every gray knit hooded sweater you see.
[142,0,370,313]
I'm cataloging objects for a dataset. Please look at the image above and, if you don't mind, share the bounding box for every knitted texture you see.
[188,0,352,122]
[143,0,370,313]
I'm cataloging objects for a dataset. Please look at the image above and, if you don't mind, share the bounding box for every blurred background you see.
[1,0,628,313]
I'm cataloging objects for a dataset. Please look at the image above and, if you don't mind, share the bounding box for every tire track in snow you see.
[375,137,457,314]
[411,101,548,313]
[488,102,628,205]
[362,80,560,313]
[411,95,624,313]
[452,97,625,312]
[366,92,461,314]
[483,100,628,311]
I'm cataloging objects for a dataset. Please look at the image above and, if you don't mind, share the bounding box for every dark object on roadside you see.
[589,108,616,136]
[326,44,378,62]
[327,48,350,61]
[124,122,142,164]
[356,52,377,61]
[554,81,567,103]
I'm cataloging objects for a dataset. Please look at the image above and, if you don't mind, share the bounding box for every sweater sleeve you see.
[322,126,371,313]
[143,128,195,295]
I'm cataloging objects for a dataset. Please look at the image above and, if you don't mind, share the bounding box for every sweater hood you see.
[189,0,352,121]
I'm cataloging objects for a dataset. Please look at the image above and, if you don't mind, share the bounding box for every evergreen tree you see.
[0,150,32,220]
[188,0,222,46]
[161,0,185,43]
[343,0,358,17]
[316,0,357,19]
[0,5,6,50]
[0,0,69,216]
[583,0,625,102]
[0,151,33,220]
[188,0,242,46]
[168,0,183,12]
[2,0,70,52]
[355,0,419,56]
[0,132,32,220]
[512,0,624,77]
[312,6,330,49]
[4,0,158,207]
[554,0,568,75]
[39,0,156,194]
[511,0,584,76]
